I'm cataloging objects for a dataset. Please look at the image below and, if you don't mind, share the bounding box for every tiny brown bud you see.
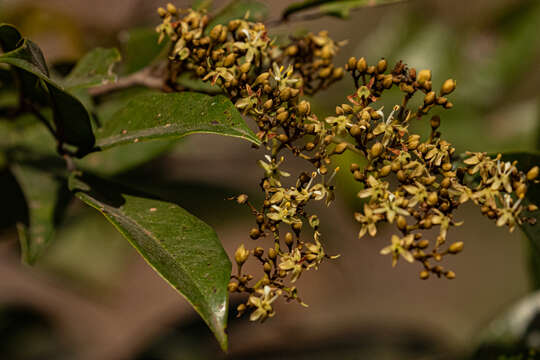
[377,58,388,73]
[239,62,251,73]
[382,74,393,89]
[380,165,392,177]
[333,142,348,155]
[286,45,298,56]
[448,241,464,254]
[397,215,407,230]
[445,271,456,279]
[278,134,289,143]
[157,7,167,17]
[263,262,272,273]
[249,228,261,239]
[319,66,333,78]
[430,115,441,129]
[427,192,438,206]
[420,270,430,280]
[166,2,177,14]
[227,282,238,292]
[370,142,384,158]
[268,248,277,260]
[254,247,264,257]
[209,25,223,40]
[353,170,364,181]
[236,194,248,204]
[263,99,273,110]
[528,204,538,212]
[305,142,316,151]
[350,125,362,137]
[417,240,429,249]
[284,232,294,247]
[356,57,367,73]
[424,91,436,105]
[527,166,539,181]
[235,244,249,265]
[347,57,357,70]
[440,79,456,96]
[397,170,407,182]
[417,69,431,85]
[276,111,289,123]
[298,101,311,115]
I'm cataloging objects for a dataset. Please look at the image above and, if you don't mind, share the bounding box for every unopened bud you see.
[235,244,249,265]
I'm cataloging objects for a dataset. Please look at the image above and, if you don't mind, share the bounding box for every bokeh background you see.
[1,0,539,359]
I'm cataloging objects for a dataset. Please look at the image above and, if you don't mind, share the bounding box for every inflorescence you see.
[156,4,539,323]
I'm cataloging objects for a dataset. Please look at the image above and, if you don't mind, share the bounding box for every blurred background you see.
[0,0,539,359]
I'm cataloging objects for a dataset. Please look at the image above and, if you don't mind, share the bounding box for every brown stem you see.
[88,67,165,97]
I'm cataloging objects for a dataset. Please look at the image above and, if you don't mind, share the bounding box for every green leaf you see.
[94,92,261,150]
[499,152,540,289]
[283,0,406,19]
[68,172,231,350]
[120,27,168,75]
[471,290,540,359]
[193,0,214,11]
[11,163,70,264]
[0,24,95,156]
[62,47,121,90]
[209,0,268,28]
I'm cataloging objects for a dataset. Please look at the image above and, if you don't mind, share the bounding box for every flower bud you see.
[347,57,357,70]
[417,69,431,85]
[284,232,294,247]
[527,166,539,181]
[209,25,223,40]
[239,62,251,73]
[157,7,167,17]
[249,228,261,239]
[166,3,177,14]
[377,58,387,73]
[235,244,249,265]
[333,142,348,155]
[356,57,367,73]
[370,142,383,158]
[445,271,456,279]
[298,101,311,115]
[236,194,248,204]
[440,79,456,96]
[420,270,430,280]
[424,91,436,105]
[430,115,441,129]
[448,241,464,254]
[397,215,407,230]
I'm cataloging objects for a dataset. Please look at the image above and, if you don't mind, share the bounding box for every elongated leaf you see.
[68,172,231,350]
[63,47,121,90]
[500,152,540,288]
[471,290,540,359]
[283,0,406,19]
[0,24,94,156]
[12,163,70,264]
[209,0,268,29]
[94,92,260,149]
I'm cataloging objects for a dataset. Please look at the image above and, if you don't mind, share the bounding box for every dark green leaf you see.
[11,163,70,264]
[68,172,231,351]
[120,28,168,75]
[0,24,95,156]
[94,92,261,149]
[209,0,268,28]
[63,48,121,90]
[500,152,540,289]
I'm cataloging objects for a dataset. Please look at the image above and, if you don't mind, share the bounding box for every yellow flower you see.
[380,234,415,267]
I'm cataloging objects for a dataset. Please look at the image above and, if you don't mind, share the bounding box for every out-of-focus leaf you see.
[283,0,406,19]
[120,27,168,75]
[68,172,231,351]
[0,24,94,156]
[62,47,121,90]
[208,0,268,29]
[471,290,540,359]
[193,0,214,11]
[11,163,70,264]
[94,92,261,149]
[500,152,540,289]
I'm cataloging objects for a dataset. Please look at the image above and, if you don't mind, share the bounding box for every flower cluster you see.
[156,4,539,322]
